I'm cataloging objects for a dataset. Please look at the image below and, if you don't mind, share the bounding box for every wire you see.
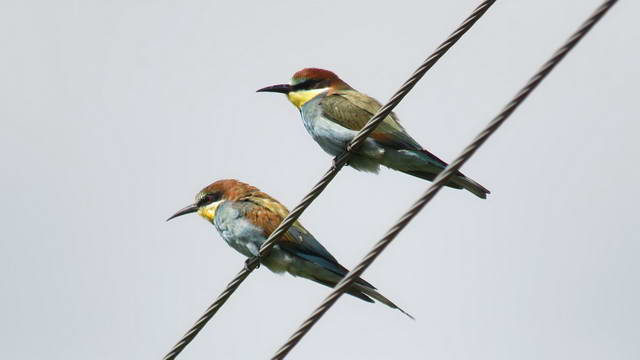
[270,1,618,358]
[161,1,496,359]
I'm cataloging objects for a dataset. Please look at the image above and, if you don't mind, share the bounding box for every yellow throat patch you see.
[287,88,328,108]
[197,201,222,221]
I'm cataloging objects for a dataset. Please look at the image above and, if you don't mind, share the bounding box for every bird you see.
[257,68,490,199]
[167,179,413,318]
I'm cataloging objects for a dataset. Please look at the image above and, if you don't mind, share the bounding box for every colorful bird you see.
[257,68,490,198]
[167,179,412,318]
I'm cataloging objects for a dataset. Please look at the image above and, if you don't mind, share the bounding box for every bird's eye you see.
[199,193,219,206]
[300,79,315,88]
[293,79,321,91]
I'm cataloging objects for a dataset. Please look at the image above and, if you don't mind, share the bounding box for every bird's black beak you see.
[167,203,198,222]
[256,83,291,94]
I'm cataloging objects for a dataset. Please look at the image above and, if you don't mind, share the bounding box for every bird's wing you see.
[320,90,422,150]
[323,90,454,170]
[284,223,376,289]
[242,196,375,287]
[243,196,340,265]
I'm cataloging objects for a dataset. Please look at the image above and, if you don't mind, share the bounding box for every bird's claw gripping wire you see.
[331,151,351,171]
[244,256,261,271]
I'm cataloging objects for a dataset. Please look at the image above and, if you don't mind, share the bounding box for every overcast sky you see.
[1,1,638,359]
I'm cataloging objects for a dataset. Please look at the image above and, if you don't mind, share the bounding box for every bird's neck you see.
[287,88,329,109]
[197,200,223,222]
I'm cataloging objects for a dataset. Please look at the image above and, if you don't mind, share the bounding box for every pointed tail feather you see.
[450,175,490,199]
[413,148,490,198]
[403,169,489,199]
[352,283,414,320]
[383,148,490,199]
[311,275,413,318]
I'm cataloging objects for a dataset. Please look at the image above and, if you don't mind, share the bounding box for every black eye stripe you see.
[198,192,221,206]
[292,79,322,91]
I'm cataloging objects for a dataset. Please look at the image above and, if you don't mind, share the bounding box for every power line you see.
[270,1,618,358]
[161,1,496,359]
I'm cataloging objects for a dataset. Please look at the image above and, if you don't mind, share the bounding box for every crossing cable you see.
[161,1,495,359]
[270,1,619,358]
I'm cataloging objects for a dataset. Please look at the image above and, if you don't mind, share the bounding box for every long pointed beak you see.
[256,83,291,94]
[167,203,198,222]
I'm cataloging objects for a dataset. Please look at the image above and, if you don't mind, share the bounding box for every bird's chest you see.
[300,99,384,161]
[213,206,265,258]
[300,100,356,157]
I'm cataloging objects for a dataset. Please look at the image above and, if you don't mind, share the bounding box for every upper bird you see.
[167,179,412,318]
[257,68,490,199]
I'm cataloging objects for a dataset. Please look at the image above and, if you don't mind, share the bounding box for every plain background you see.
[1,1,638,359]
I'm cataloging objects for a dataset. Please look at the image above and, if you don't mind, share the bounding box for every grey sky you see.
[1,1,638,359]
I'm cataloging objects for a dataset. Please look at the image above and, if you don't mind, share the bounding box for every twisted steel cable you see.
[161,2,495,359]
[271,1,618,358]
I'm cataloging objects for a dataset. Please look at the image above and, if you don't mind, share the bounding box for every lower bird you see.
[167,179,412,318]
[257,67,490,199]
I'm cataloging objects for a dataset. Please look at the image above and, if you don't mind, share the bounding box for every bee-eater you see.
[257,68,490,199]
[167,179,412,318]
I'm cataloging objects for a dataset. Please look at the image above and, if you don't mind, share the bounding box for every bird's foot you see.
[331,152,350,172]
[244,256,261,271]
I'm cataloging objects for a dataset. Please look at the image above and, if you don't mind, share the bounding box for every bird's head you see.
[257,68,352,109]
[167,179,259,223]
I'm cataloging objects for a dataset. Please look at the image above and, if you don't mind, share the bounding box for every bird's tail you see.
[449,174,491,199]
[382,148,490,199]
[404,169,490,199]
[351,282,414,320]
[310,275,413,319]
